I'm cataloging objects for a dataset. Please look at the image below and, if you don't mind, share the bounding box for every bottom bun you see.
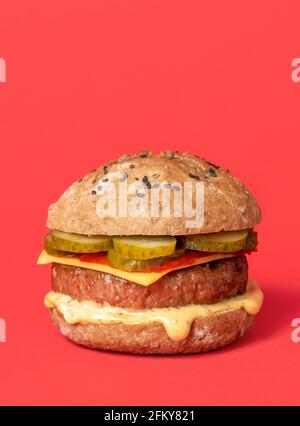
[51,308,255,355]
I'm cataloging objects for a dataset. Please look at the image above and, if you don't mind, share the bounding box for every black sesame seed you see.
[142,176,151,189]
[152,183,160,189]
[188,172,200,180]
[91,190,97,195]
[152,173,160,179]
[129,164,135,169]
[209,168,217,177]
[206,160,220,169]
[135,177,139,181]
[139,151,149,158]
[119,173,128,182]
[103,166,108,174]
[136,192,146,198]
[102,178,109,182]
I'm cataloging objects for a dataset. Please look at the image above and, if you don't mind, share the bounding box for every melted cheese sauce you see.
[45,281,263,341]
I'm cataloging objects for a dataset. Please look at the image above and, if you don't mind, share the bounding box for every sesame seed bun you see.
[47,151,261,235]
[51,307,255,354]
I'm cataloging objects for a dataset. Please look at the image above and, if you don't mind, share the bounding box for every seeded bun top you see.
[47,151,261,235]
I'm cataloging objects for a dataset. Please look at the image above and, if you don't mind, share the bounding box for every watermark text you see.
[95,180,204,229]
[0,58,6,83]
[291,318,300,343]
[0,318,6,343]
[291,58,300,83]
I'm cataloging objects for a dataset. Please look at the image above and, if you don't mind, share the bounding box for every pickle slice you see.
[44,234,76,256]
[45,234,63,256]
[46,230,113,253]
[182,230,249,253]
[108,249,185,271]
[245,231,258,250]
[112,236,176,260]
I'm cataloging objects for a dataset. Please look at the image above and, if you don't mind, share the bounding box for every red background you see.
[0,0,300,406]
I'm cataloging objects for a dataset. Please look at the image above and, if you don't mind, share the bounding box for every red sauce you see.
[80,252,109,265]
[79,251,215,272]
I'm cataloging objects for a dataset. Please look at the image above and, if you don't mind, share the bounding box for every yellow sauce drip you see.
[45,281,263,342]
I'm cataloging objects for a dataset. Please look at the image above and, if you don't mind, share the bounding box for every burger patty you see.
[51,255,248,309]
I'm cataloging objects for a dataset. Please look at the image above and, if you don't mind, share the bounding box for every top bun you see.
[47,151,261,235]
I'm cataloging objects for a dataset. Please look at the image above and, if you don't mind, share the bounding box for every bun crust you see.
[47,151,261,235]
[51,308,255,355]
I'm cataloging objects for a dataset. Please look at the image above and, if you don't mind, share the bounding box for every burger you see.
[38,151,263,354]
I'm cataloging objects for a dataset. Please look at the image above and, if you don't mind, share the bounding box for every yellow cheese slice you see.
[45,281,263,341]
[37,250,236,286]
